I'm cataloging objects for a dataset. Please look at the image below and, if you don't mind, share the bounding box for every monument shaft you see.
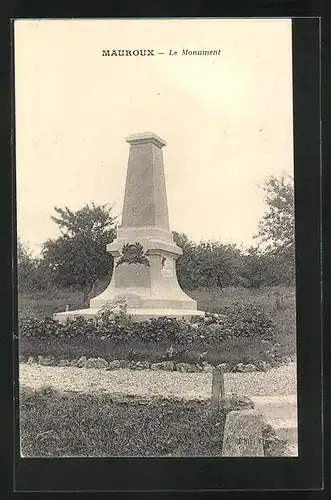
[121,135,170,230]
[90,132,203,319]
[54,132,204,322]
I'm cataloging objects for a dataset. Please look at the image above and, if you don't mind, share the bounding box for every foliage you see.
[254,174,295,286]
[171,175,295,290]
[41,203,117,305]
[256,174,295,254]
[17,239,37,293]
[19,286,295,366]
[19,316,59,338]
[17,173,295,297]
[197,304,275,343]
[262,419,288,456]
[96,297,128,321]
[240,246,283,289]
[116,242,150,267]
[19,303,275,347]
[173,235,294,292]
[173,232,244,289]
[17,239,54,293]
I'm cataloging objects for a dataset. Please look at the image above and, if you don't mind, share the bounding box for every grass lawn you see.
[20,386,228,457]
[20,335,279,368]
[19,386,285,458]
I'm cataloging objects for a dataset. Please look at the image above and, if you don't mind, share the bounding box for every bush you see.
[18,303,277,368]
[19,317,60,338]
[200,303,275,343]
[19,303,275,346]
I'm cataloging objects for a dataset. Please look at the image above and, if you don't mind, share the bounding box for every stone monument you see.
[54,132,204,322]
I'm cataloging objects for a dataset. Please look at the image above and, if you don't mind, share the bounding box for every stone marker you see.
[222,409,264,457]
[54,132,204,322]
[211,366,225,407]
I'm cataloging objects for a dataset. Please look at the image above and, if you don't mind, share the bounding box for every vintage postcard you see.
[14,18,298,460]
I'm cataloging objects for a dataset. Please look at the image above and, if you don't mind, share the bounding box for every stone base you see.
[90,279,198,309]
[53,307,205,324]
[53,308,99,323]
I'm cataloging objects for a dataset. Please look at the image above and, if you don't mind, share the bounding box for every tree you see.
[172,232,243,290]
[17,238,55,293]
[172,231,192,250]
[172,232,201,289]
[256,174,295,256]
[240,246,275,289]
[41,203,117,305]
[17,238,37,292]
[255,174,296,285]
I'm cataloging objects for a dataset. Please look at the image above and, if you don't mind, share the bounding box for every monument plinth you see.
[54,132,204,322]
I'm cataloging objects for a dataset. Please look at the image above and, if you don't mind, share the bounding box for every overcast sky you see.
[14,18,293,255]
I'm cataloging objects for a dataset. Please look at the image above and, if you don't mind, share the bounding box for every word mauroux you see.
[102,48,222,57]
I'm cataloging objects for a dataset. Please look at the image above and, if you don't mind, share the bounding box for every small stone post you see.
[211,366,225,407]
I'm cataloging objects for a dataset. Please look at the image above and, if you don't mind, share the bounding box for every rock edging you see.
[20,354,295,373]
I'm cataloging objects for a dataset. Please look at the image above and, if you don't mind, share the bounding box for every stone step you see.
[268,418,298,445]
[250,396,298,451]
[251,395,297,421]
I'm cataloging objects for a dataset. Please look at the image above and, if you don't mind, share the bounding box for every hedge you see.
[19,303,275,346]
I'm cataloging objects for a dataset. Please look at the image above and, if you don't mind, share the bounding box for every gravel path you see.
[19,362,297,399]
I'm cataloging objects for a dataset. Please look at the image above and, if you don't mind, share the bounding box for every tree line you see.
[17,174,295,303]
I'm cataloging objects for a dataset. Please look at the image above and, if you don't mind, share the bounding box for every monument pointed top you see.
[126,132,167,148]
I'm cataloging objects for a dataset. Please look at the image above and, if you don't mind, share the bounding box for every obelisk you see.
[54,132,204,322]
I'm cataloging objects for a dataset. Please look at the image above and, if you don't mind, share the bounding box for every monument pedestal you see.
[54,308,204,322]
[54,132,204,323]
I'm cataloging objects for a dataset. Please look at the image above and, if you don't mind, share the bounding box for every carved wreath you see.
[116,242,150,267]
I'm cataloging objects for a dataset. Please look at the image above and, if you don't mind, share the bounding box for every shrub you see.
[214,303,274,341]
[137,318,196,345]
[19,316,60,339]
[192,305,275,344]
[19,303,275,346]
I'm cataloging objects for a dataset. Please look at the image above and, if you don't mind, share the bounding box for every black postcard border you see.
[5,14,323,493]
